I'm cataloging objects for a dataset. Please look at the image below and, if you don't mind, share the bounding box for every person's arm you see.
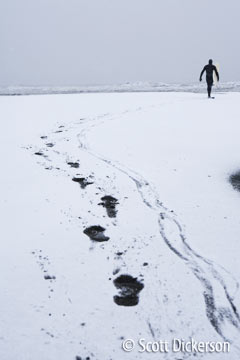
[214,66,219,81]
[199,66,206,81]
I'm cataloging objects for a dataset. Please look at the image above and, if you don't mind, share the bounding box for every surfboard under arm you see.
[213,63,220,85]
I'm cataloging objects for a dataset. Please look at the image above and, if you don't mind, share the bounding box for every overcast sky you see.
[1,0,240,86]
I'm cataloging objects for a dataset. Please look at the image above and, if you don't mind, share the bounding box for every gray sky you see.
[1,0,240,86]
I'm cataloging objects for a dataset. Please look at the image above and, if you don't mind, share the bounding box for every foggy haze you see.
[1,0,239,86]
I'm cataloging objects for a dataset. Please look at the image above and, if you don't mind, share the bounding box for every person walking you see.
[200,59,219,98]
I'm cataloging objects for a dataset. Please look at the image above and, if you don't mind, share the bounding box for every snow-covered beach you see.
[1,91,240,360]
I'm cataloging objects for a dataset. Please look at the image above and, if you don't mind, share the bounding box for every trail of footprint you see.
[32,105,240,346]
[28,103,240,357]
[31,111,143,286]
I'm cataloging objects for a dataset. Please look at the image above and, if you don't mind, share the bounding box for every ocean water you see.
[1,81,240,96]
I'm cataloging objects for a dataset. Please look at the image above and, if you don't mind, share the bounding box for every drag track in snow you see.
[25,93,240,359]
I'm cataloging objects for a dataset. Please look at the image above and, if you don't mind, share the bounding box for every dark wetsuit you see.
[200,64,219,97]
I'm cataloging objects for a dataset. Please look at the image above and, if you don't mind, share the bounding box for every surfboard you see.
[213,63,220,85]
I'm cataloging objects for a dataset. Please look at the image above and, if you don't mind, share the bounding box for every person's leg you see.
[207,84,212,98]
[207,77,213,98]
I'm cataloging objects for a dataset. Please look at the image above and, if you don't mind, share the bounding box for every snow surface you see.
[0,92,240,360]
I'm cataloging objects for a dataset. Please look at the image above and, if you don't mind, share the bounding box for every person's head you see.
[209,59,213,65]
